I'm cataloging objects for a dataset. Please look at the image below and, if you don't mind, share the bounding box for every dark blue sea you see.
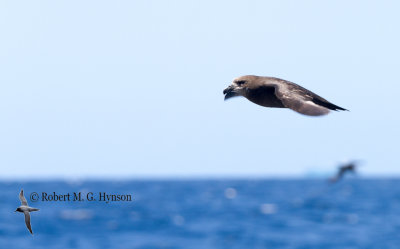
[1,179,399,249]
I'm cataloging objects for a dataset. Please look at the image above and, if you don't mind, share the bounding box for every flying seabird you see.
[15,189,39,234]
[223,75,348,116]
[329,161,358,183]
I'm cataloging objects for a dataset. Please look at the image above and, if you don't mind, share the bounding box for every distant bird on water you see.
[223,75,348,116]
[330,162,358,183]
[15,189,39,234]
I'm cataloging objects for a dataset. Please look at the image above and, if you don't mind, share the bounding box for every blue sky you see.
[0,1,399,178]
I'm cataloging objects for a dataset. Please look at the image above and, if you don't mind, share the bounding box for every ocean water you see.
[0,179,399,249]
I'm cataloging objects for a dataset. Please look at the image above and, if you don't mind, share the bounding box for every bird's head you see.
[15,207,21,212]
[223,75,257,100]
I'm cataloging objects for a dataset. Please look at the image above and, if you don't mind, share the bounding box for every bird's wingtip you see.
[334,108,349,112]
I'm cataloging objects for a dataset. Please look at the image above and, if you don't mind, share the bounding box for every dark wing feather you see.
[272,79,347,116]
[274,83,330,116]
[19,189,28,206]
[312,96,348,111]
[24,212,33,234]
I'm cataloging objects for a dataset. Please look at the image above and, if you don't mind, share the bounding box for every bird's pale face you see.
[223,76,253,100]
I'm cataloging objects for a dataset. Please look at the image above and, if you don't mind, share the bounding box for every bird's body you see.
[223,75,347,116]
[15,189,39,234]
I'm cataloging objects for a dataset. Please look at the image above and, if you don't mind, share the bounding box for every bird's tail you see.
[29,208,40,212]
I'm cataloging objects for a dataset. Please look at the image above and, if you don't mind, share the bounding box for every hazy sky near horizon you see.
[1,1,399,178]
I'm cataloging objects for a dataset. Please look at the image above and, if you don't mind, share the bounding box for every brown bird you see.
[329,162,358,183]
[223,75,347,116]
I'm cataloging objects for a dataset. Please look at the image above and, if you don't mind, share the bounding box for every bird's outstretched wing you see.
[24,212,33,234]
[19,189,28,206]
[278,95,330,116]
[273,80,347,116]
[336,168,346,180]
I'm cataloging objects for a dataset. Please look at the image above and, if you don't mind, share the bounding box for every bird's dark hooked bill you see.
[223,85,238,100]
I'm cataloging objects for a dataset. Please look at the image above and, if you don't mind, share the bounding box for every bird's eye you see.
[236,80,246,85]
